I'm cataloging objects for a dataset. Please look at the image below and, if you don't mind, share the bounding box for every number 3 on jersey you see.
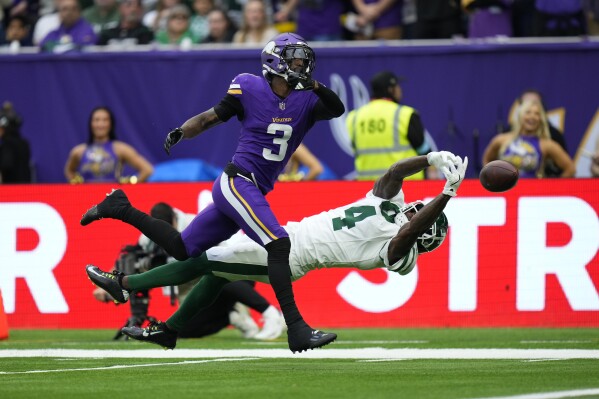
[263,123,292,161]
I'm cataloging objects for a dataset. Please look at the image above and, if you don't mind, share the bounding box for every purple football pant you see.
[181,173,288,258]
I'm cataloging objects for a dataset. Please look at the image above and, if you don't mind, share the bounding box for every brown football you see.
[479,160,519,192]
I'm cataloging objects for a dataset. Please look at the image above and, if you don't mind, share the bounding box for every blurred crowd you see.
[1,0,599,52]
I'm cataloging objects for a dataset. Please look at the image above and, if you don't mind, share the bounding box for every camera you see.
[112,243,170,340]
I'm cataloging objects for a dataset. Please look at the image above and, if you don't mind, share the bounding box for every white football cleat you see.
[254,306,287,340]
[229,303,259,339]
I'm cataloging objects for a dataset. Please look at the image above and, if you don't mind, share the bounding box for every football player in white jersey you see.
[86,151,467,349]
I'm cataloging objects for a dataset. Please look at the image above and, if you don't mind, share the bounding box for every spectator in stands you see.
[143,0,182,32]
[414,0,463,39]
[482,99,575,178]
[189,0,213,43]
[0,0,13,43]
[40,0,97,53]
[97,0,154,46]
[514,89,568,177]
[155,4,198,44]
[401,0,417,39]
[222,0,247,26]
[202,7,236,43]
[83,0,120,35]
[351,0,403,40]
[39,0,56,16]
[33,0,61,45]
[1,15,33,47]
[274,0,346,41]
[511,0,535,37]
[233,0,278,45]
[278,143,323,181]
[533,0,586,37]
[346,71,433,181]
[0,101,32,183]
[64,106,153,183]
[462,0,513,38]
[584,0,599,35]
[591,136,599,177]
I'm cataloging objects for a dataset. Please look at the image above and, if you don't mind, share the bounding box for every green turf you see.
[1,328,599,399]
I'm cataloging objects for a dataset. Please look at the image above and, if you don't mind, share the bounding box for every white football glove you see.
[427,151,459,169]
[441,156,468,197]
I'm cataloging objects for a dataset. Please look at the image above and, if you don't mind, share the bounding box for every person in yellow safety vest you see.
[346,71,432,180]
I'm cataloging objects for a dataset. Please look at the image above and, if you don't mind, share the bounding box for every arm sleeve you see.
[213,94,244,122]
[407,112,431,155]
[312,84,345,121]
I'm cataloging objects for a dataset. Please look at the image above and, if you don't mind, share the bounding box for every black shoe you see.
[121,321,177,349]
[80,188,131,226]
[86,265,130,304]
[287,323,337,354]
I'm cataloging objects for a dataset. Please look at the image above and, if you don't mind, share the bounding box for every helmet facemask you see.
[400,201,448,253]
[261,33,315,86]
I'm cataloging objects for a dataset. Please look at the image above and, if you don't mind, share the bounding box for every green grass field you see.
[1,328,599,399]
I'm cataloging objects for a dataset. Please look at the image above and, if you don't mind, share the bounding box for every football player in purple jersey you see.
[81,32,345,353]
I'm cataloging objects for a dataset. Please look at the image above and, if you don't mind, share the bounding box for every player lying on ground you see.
[86,151,467,350]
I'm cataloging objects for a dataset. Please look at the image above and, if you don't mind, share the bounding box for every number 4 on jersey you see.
[332,206,376,231]
[331,201,401,231]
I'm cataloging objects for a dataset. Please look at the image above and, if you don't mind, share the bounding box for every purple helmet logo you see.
[261,33,315,84]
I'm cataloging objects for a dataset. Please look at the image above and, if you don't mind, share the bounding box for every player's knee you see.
[265,237,291,262]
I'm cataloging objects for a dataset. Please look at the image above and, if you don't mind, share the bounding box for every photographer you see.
[0,101,32,183]
[93,202,286,340]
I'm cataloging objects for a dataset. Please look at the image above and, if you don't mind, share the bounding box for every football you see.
[479,160,519,192]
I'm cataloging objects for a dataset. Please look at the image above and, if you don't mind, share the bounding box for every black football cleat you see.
[287,324,337,354]
[86,265,130,304]
[121,321,177,350]
[80,188,131,226]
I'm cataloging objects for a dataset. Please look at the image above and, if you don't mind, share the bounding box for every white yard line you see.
[520,341,593,344]
[467,387,599,399]
[0,358,256,375]
[1,348,599,360]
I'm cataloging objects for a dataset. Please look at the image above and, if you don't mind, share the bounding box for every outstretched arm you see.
[373,151,458,199]
[164,95,243,155]
[387,156,468,264]
[180,109,223,139]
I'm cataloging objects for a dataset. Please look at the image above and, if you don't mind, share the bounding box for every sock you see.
[265,238,305,328]
[127,256,209,291]
[118,274,127,290]
[121,207,189,261]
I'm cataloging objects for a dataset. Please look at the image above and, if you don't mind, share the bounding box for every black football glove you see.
[287,71,315,91]
[164,127,184,155]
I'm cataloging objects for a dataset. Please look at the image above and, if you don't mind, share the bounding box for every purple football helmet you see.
[261,33,315,84]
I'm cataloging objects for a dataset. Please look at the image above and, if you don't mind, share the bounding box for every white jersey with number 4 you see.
[207,190,419,283]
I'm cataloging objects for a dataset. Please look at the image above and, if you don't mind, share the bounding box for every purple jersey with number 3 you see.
[226,73,320,193]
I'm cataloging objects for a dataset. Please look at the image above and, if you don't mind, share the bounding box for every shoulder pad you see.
[227,73,261,97]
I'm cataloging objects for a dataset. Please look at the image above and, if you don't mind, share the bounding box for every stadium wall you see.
[1,41,599,182]
[2,179,598,328]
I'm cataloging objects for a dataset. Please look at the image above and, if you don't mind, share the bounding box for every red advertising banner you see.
[1,179,598,328]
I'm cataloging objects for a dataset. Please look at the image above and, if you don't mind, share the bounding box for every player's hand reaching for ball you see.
[427,151,459,170]
[441,156,468,197]
[164,127,184,155]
